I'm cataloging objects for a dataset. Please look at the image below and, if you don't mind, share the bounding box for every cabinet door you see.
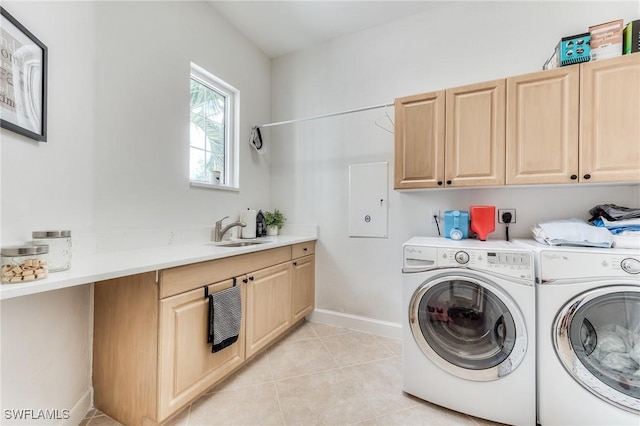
[245,262,292,358]
[580,53,640,183]
[292,255,315,323]
[394,91,445,189]
[158,278,245,421]
[506,66,579,185]
[446,79,506,187]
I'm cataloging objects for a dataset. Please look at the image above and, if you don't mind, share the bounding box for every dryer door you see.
[554,284,640,414]
[409,271,528,381]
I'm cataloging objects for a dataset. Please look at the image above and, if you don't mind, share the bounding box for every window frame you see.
[189,63,240,191]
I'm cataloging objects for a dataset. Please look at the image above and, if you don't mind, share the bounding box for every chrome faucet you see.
[214,216,246,242]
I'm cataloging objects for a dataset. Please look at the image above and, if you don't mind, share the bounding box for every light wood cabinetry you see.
[394,80,504,189]
[394,90,445,189]
[157,278,246,421]
[245,262,292,358]
[446,79,505,187]
[395,53,640,189]
[93,242,316,426]
[292,242,316,323]
[580,53,640,183]
[506,66,580,185]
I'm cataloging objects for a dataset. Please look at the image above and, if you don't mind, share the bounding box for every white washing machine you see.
[516,240,640,425]
[402,237,536,426]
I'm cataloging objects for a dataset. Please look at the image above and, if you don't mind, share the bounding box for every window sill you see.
[190,181,240,192]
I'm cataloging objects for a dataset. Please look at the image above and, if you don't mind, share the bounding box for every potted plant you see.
[264,209,286,236]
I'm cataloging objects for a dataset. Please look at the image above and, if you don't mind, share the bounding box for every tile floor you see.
[81,321,501,426]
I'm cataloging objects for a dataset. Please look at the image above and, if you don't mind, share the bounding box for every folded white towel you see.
[612,232,640,250]
[533,218,614,248]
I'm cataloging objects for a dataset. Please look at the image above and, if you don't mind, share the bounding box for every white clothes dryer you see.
[516,240,640,426]
[402,237,536,426]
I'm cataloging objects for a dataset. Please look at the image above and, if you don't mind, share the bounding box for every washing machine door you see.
[554,284,640,414]
[409,271,528,381]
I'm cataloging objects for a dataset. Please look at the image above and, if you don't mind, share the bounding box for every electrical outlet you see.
[498,209,516,224]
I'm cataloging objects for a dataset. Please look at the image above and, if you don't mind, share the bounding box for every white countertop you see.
[0,235,317,301]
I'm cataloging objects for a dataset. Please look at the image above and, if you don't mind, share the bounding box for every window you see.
[189,63,239,189]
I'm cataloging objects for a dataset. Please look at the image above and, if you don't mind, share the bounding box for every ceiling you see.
[209,1,444,58]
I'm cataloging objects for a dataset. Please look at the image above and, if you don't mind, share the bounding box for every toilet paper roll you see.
[240,209,257,239]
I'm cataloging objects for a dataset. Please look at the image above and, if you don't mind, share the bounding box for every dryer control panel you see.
[541,250,640,280]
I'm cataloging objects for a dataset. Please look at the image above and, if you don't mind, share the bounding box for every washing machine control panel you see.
[439,248,533,280]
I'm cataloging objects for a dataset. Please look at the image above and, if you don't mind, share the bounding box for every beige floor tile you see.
[321,331,396,367]
[282,320,319,342]
[375,335,402,356]
[307,321,349,338]
[210,351,274,392]
[341,357,419,417]
[86,414,123,426]
[268,337,338,380]
[189,382,284,426]
[83,408,98,419]
[275,368,377,425]
[356,401,478,426]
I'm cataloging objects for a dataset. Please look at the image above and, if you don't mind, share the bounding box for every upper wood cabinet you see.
[394,80,505,189]
[394,90,445,189]
[506,66,580,185]
[580,53,640,183]
[446,79,505,187]
[395,53,640,189]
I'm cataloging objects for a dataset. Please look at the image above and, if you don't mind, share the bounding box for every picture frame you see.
[0,7,47,141]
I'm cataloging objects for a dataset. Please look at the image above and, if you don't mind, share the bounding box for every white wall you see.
[0,1,271,423]
[270,1,640,330]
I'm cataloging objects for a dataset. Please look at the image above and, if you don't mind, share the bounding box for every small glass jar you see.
[1,245,49,284]
[32,230,72,272]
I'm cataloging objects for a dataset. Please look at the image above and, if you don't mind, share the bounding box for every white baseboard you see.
[307,309,402,339]
[62,387,92,426]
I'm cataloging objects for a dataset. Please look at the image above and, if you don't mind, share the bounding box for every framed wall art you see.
[0,7,47,141]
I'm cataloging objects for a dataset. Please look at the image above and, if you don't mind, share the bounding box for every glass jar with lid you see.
[1,245,49,283]
[32,230,72,272]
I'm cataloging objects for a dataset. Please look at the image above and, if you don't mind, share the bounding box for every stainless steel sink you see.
[207,240,267,247]
[218,241,265,247]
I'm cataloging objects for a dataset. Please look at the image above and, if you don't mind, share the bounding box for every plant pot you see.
[267,225,279,236]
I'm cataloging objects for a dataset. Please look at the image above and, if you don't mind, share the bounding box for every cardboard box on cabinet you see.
[589,19,624,61]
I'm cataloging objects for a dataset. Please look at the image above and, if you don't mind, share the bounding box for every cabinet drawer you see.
[159,246,291,299]
[292,241,315,259]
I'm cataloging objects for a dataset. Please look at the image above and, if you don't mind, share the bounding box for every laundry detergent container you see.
[444,210,469,240]
[470,205,496,241]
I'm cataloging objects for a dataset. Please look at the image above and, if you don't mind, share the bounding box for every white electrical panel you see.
[348,162,389,238]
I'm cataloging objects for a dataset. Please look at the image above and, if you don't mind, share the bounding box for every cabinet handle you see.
[437,181,443,186]
[570,174,578,180]
[249,276,254,281]
[446,180,452,185]
[243,278,248,283]
[583,174,591,180]
[293,261,297,266]
[303,248,308,251]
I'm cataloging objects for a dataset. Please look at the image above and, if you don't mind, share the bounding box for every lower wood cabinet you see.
[157,278,246,421]
[92,242,315,426]
[245,262,292,358]
[292,254,315,323]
